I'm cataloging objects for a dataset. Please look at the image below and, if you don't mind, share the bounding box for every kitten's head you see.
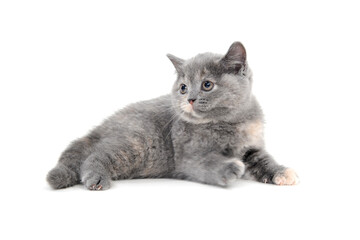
[168,42,253,124]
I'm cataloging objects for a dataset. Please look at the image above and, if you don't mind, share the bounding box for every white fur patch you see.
[181,103,193,113]
[179,101,213,124]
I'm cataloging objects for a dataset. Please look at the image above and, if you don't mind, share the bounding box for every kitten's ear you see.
[167,54,185,75]
[220,42,246,74]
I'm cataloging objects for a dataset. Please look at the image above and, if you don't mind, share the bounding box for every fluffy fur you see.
[47,42,299,190]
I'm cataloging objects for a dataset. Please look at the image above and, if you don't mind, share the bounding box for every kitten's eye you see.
[201,81,214,91]
[180,84,187,94]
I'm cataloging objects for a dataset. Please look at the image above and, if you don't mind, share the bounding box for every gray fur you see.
[47,42,298,190]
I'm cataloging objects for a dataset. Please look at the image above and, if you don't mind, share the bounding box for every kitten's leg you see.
[242,148,299,185]
[81,152,112,190]
[47,135,97,189]
[174,153,245,187]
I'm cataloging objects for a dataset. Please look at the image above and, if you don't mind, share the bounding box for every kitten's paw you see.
[219,159,245,186]
[82,173,111,191]
[273,168,299,186]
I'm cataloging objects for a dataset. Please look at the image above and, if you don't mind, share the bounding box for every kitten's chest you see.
[172,120,264,156]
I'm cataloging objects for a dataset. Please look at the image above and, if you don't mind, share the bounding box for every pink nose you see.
[188,99,196,105]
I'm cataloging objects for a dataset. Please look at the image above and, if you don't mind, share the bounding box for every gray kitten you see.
[47,42,299,190]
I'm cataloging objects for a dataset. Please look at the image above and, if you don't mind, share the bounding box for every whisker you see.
[164,113,181,142]
[162,111,178,133]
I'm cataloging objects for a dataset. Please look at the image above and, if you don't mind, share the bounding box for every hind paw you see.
[89,184,104,191]
[82,173,110,191]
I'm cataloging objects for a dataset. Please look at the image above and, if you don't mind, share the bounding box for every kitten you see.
[47,42,299,190]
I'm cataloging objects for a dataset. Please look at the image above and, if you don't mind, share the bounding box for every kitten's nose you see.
[188,98,196,105]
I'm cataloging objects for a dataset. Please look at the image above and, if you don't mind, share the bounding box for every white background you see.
[1,0,359,239]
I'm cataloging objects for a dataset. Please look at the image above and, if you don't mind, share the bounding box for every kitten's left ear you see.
[220,41,246,74]
[167,54,185,75]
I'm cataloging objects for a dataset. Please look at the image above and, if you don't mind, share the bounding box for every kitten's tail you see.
[47,163,79,189]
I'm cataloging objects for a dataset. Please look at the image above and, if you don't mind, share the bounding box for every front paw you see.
[219,159,245,186]
[273,168,299,186]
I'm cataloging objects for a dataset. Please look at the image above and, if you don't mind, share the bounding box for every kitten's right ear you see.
[167,54,185,75]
